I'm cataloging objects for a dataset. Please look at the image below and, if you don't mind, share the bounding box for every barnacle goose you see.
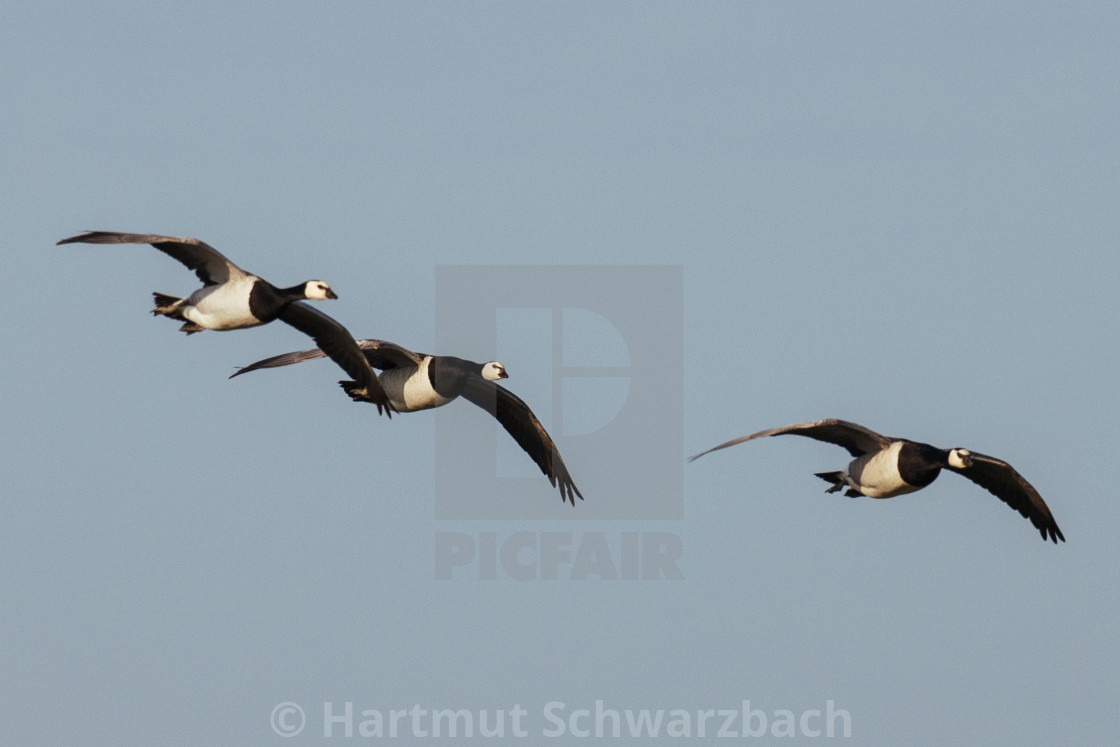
[231,338,582,504]
[690,418,1064,543]
[56,231,391,415]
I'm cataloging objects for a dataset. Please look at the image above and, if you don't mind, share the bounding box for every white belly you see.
[380,358,455,412]
[848,442,921,498]
[182,279,259,330]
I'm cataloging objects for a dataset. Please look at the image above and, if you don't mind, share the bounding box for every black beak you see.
[326,288,338,299]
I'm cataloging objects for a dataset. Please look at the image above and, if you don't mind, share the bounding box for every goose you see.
[56,231,392,415]
[230,338,583,505]
[690,418,1064,543]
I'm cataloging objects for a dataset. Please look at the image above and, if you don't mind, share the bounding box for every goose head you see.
[481,361,508,380]
[302,280,338,300]
[947,448,973,469]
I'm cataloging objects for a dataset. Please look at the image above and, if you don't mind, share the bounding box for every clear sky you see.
[3,2,1117,743]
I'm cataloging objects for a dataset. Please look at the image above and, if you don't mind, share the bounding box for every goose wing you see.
[56,231,247,285]
[230,338,423,378]
[689,418,893,461]
[229,346,336,377]
[458,377,583,506]
[354,339,426,371]
[276,303,392,417]
[946,451,1065,543]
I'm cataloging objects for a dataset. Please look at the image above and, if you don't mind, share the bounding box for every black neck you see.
[427,356,479,397]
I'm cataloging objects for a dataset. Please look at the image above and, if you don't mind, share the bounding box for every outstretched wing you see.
[230,338,424,378]
[458,377,583,506]
[229,346,336,377]
[354,340,427,371]
[56,231,247,285]
[947,451,1065,543]
[277,303,393,417]
[689,418,893,461]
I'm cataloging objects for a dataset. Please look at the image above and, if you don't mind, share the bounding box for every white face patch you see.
[948,448,973,469]
[481,361,507,380]
[303,281,335,300]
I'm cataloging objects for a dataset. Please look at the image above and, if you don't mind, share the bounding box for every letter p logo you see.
[434,265,683,519]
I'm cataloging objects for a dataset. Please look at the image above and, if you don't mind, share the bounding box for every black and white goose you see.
[56,231,392,415]
[230,339,583,505]
[690,419,1064,543]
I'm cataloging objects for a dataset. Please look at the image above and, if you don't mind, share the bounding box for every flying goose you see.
[690,418,1064,543]
[231,339,583,505]
[56,231,391,415]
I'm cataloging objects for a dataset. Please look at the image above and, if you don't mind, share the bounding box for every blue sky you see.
[3,2,1118,743]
